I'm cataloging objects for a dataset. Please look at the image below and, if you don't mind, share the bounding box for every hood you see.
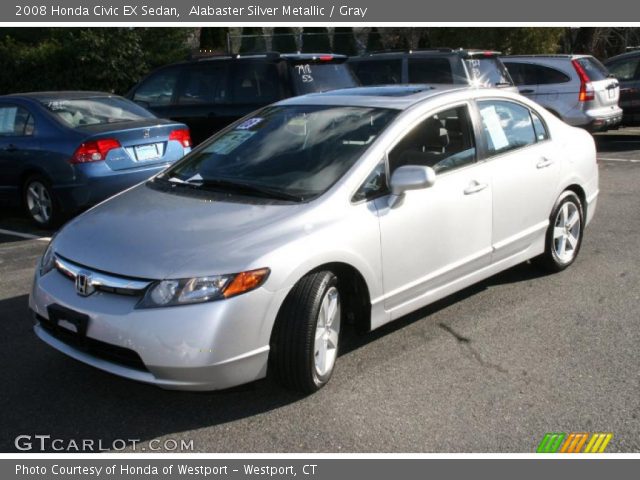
[54,183,309,279]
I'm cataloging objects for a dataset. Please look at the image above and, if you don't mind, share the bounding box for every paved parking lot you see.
[0,129,639,453]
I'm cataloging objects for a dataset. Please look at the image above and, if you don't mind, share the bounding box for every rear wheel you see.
[269,271,341,393]
[23,175,59,229]
[534,191,584,272]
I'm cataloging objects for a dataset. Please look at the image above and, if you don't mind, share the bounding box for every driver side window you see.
[388,105,477,175]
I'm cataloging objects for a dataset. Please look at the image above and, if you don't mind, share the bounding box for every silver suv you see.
[503,55,622,131]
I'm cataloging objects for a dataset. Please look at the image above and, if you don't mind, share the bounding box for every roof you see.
[350,48,502,60]
[191,52,347,63]
[4,91,115,101]
[604,50,640,63]
[276,84,470,110]
[503,54,592,60]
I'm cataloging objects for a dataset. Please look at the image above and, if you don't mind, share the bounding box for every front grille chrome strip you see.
[54,255,152,294]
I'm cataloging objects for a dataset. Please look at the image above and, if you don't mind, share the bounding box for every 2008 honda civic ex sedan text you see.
[29,85,599,393]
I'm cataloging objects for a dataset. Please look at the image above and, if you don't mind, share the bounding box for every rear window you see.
[408,58,454,83]
[41,97,153,128]
[574,57,610,81]
[350,59,403,85]
[290,62,358,95]
[464,57,513,87]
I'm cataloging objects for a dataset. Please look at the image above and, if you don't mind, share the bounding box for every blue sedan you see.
[0,92,191,227]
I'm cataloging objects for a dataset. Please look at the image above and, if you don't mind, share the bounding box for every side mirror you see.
[388,165,436,207]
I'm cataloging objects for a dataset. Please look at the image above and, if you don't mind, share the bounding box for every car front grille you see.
[54,254,152,297]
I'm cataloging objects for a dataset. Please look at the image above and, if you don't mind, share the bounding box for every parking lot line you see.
[597,157,640,163]
[0,228,50,241]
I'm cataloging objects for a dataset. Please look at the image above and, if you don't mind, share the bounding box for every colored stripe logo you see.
[537,433,613,453]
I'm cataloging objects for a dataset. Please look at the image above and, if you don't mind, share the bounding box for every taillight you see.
[70,138,121,164]
[169,129,192,148]
[318,55,333,61]
[572,59,595,102]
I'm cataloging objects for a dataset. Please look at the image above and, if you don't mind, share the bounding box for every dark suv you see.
[604,50,640,125]
[127,53,358,145]
[348,49,516,91]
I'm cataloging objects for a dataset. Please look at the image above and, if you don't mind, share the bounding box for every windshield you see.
[161,105,397,201]
[41,97,154,128]
[290,63,359,95]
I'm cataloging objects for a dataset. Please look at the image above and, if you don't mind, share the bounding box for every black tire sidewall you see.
[310,273,340,388]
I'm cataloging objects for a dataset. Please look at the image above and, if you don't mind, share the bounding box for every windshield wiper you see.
[184,178,304,202]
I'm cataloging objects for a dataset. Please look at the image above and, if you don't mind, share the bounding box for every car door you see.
[504,61,540,100]
[606,56,640,124]
[373,102,493,318]
[0,103,38,202]
[475,99,560,263]
[532,63,575,118]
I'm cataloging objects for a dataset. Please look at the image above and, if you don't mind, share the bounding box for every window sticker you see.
[480,105,509,151]
[208,130,255,155]
[235,117,263,130]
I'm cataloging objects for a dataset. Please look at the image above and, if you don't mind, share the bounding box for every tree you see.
[0,28,193,94]
[272,27,297,53]
[333,27,357,56]
[239,27,266,53]
[302,27,331,52]
[366,27,384,52]
[199,27,228,52]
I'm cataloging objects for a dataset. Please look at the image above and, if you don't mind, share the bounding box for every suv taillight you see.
[572,59,595,102]
[169,129,192,148]
[70,139,121,164]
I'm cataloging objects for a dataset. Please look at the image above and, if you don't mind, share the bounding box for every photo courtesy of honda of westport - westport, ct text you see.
[0,0,639,479]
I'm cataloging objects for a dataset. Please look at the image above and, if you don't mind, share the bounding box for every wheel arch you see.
[267,260,373,351]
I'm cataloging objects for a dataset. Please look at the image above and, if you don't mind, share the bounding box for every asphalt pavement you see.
[0,129,638,453]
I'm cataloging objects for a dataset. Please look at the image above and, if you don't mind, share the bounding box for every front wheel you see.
[534,191,584,272]
[269,271,341,393]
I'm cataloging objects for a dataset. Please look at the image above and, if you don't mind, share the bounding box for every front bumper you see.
[29,266,275,391]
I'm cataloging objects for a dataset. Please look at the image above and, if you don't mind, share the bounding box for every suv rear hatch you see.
[571,56,620,108]
[462,51,516,90]
[286,55,359,95]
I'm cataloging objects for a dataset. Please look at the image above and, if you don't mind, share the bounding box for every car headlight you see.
[136,268,270,309]
[40,238,57,276]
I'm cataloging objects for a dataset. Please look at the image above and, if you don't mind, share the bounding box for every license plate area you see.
[46,304,89,339]
[134,143,163,161]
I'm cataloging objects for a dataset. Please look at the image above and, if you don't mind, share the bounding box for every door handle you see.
[464,181,488,195]
[536,157,554,169]
[519,88,535,94]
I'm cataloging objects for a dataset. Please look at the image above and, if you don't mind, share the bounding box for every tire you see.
[23,175,60,229]
[269,271,341,393]
[534,191,584,272]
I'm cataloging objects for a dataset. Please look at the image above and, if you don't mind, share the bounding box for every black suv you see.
[604,50,640,125]
[127,53,358,145]
[348,48,516,91]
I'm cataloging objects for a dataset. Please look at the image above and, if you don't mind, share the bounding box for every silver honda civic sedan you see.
[30,85,599,393]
